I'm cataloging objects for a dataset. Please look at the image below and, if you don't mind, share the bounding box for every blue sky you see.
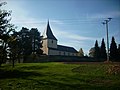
[2,0,120,54]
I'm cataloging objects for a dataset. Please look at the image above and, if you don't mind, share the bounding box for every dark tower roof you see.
[43,21,57,40]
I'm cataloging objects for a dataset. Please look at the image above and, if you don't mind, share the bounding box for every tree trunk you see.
[12,56,15,68]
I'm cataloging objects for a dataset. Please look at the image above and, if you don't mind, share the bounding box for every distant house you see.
[41,21,78,56]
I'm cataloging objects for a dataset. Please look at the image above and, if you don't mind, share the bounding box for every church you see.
[41,21,78,56]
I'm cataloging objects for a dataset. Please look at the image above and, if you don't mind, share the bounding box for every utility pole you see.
[102,18,112,62]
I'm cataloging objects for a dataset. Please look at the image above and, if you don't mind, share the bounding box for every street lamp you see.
[102,18,112,62]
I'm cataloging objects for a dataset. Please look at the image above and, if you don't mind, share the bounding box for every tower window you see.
[51,40,53,43]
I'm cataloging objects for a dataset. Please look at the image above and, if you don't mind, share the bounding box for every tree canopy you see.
[14,27,43,62]
[0,2,15,66]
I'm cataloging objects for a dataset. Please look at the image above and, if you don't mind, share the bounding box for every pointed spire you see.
[47,19,50,31]
[43,20,57,40]
[47,19,49,25]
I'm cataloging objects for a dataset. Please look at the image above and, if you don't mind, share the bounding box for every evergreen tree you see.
[15,27,43,62]
[110,36,117,61]
[117,44,120,61]
[29,28,43,54]
[78,48,84,57]
[94,40,100,59]
[89,47,95,57]
[18,27,31,61]
[100,38,107,60]
[0,2,15,66]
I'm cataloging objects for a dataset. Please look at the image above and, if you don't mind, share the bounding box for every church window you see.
[51,40,53,43]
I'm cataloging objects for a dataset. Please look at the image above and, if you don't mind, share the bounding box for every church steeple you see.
[43,20,57,40]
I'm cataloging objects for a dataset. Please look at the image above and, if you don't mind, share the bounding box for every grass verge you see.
[0,62,120,90]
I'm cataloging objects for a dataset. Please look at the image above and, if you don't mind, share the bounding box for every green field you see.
[0,62,120,90]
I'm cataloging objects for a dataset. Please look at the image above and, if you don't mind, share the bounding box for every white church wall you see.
[48,49,77,56]
[41,39,49,55]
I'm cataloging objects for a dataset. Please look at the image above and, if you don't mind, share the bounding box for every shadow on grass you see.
[0,69,42,79]
[25,79,119,90]
[18,65,48,70]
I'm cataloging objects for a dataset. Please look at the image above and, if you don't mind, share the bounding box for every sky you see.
[1,0,120,54]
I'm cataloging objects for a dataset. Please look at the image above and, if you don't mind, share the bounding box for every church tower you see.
[42,21,57,55]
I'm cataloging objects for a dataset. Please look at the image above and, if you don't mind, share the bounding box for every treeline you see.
[89,38,120,62]
[0,2,43,67]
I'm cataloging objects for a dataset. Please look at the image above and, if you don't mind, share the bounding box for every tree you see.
[94,40,100,59]
[0,2,15,66]
[18,27,31,61]
[29,28,43,54]
[8,31,21,67]
[15,27,43,62]
[8,36,17,67]
[89,47,95,57]
[110,36,117,61]
[12,31,22,63]
[78,48,84,57]
[117,44,120,61]
[100,38,107,60]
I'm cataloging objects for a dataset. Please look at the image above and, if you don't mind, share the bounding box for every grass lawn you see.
[0,62,120,90]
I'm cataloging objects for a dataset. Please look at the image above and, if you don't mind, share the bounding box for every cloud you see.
[50,19,64,25]
[2,0,64,32]
[51,26,99,53]
[53,28,97,41]
[87,11,120,20]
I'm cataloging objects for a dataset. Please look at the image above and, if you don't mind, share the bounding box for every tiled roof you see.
[49,45,78,53]
[57,45,78,53]
[42,21,57,40]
